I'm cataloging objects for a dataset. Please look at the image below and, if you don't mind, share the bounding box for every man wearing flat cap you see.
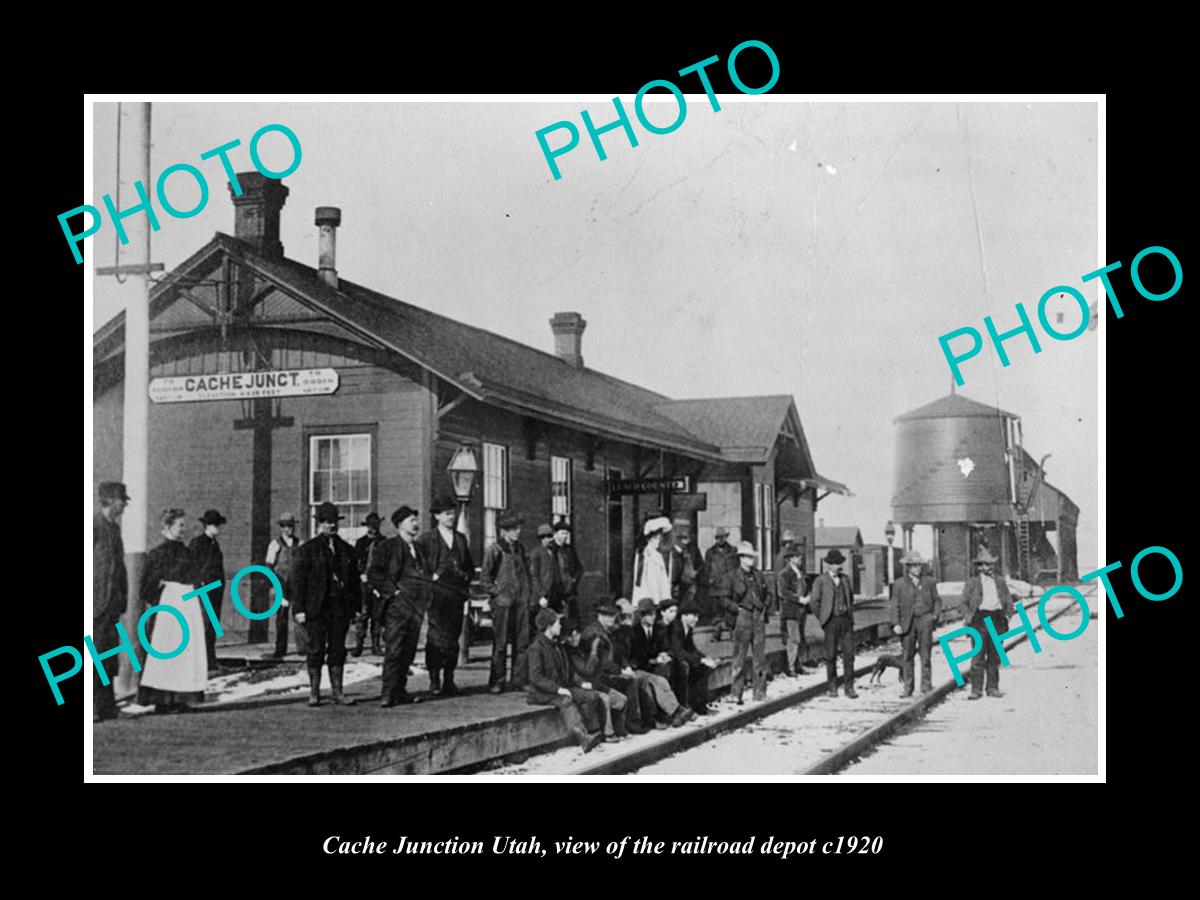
[418,495,475,696]
[550,518,584,622]
[704,525,738,637]
[291,502,361,706]
[480,512,532,692]
[265,512,302,660]
[812,548,858,698]
[962,547,1015,700]
[368,505,430,706]
[728,541,770,703]
[190,508,227,673]
[528,523,561,627]
[888,551,942,696]
[353,512,387,658]
[93,482,130,721]
[525,608,606,752]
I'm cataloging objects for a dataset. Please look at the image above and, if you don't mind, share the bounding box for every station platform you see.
[93,597,940,775]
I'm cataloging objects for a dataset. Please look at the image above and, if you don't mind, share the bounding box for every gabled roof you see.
[894,393,1017,422]
[816,526,864,548]
[654,395,797,464]
[94,233,847,490]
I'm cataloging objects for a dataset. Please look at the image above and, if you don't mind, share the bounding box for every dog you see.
[869,654,904,684]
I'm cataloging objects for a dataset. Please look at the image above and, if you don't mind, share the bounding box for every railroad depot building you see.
[93,174,849,640]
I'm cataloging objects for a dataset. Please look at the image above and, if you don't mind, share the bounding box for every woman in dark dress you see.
[136,508,208,712]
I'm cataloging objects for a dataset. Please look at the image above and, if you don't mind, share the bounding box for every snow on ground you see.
[491,589,1095,776]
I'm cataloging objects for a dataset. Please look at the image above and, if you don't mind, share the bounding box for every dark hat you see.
[277,512,297,526]
[596,600,620,617]
[98,481,131,503]
[636,597,658,617]
[430,495,457,514]
[714,525,731,538]
[313,501,343,523]
[823,549,846,565]
[361,512,382,527]
[782,544,802,560]
[497,512,524,529]
[561,617,581,635]
[552,518,572,533]
[199,509,227,526]
[536,523,554,539]
[391,505,419,527]
[679,600,701,616]
[535,608,561,632]
[658,597,679,612]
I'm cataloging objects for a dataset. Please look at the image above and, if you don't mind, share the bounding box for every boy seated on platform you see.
[525,608,606,753]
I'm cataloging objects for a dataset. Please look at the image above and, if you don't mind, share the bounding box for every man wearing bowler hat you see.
[353,512,387,658]
[812,548,858,698]
[291,501,361,706]
[481,511,532,692]
[190,509,227,672]
[265,512,302,660]
[93,481,130,721]
[889,551,942,696]
[368,505,430,707]
[418,494,475,696]
[962,547,1015,699]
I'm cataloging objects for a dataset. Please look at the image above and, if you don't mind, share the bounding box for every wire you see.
[113,102,126,284]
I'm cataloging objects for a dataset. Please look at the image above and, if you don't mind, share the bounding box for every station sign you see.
[608,475,692,496]
[149,368,339,403]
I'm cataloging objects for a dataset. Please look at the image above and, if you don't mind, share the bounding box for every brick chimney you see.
[550,312,587,368]
[229,171,288,257]
[314,207,342,289]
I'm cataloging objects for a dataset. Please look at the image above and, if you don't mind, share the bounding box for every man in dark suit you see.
[664,600,718,714]
[190,509,227,672]
[582,601,651,734]
[367,505,429,707]
[550,519,584,622]
[812,548,857,699]
[528,523,561,616]
[417,495,475,696]
[291,501,361,706]
[628,597,690,726]
[93,481,130,722]
[353,512,387,657]
[961,548,1016,699]
[888,551,942,696]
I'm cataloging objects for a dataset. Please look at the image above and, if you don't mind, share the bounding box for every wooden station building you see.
[93,174,849,640]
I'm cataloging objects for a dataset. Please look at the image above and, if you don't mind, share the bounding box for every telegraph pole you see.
[100,103,162,697]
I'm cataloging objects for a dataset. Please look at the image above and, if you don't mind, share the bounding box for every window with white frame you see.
[754,482,774,569]
[551,455,572,524]
[309,434,371,541]
[482,442,508,547]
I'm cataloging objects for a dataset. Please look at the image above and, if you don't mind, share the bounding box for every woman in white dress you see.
[136,508,209,713]
[632,516,676,605]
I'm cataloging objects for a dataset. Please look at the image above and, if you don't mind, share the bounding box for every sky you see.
[90,98,1099,569]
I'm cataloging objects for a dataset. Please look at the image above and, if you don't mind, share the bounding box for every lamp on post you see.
[447,444,478,666]
[884,519,896,587]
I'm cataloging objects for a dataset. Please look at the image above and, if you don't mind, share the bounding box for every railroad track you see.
[551,593,1090,777]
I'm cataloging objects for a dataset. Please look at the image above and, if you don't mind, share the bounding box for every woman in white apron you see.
[136,508,209,712]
